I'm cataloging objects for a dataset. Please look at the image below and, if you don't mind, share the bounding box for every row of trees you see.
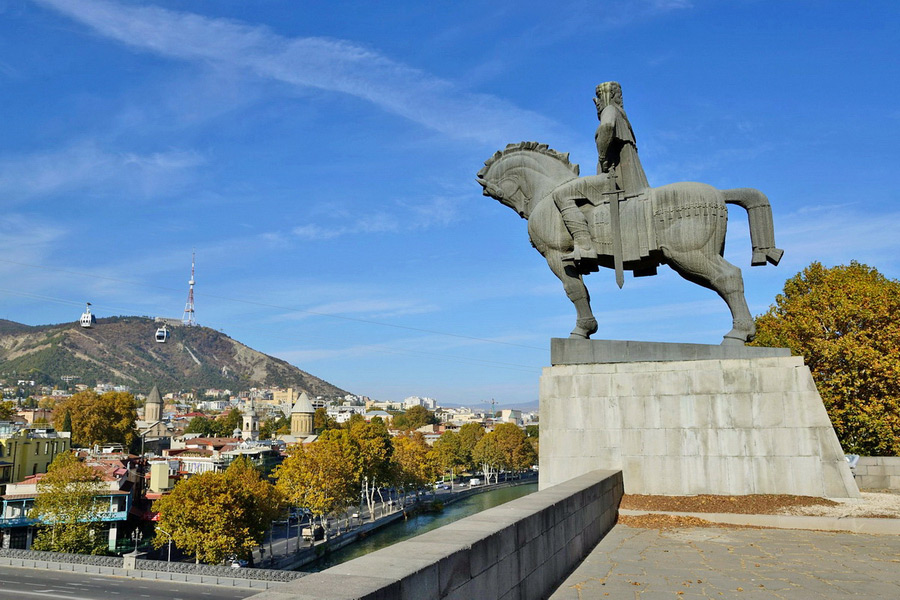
[151,418,536,564]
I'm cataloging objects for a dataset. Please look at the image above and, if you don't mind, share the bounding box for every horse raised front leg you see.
[663,249,755,345]
[545,251,598,339]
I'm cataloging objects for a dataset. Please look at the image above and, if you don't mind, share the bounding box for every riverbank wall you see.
[248,469,623,600]
[273,476,538,572]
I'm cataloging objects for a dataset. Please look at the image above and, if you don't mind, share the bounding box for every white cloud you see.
[0,141,204,202]
[35,0,561,146]
[775,205,900,273]
[286,194,465,241]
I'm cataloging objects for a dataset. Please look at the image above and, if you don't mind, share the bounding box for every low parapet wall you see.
[854,456,900,490]
[249,469,623,600]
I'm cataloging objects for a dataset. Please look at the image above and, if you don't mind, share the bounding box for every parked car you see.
[302,525,325,541]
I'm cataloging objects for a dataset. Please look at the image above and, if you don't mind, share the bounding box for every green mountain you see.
[0,316,349,397]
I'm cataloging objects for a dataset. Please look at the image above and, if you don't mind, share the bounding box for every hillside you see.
[0,316,349,397]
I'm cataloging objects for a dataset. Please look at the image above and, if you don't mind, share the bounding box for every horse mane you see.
[477,142,580,178]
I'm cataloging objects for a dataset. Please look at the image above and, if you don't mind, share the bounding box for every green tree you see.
[60,409,72,433]
[259,416,289,440]
[183,415,218,436]
[313,407,337,433]
[457,423,486,472]
[216,408,243,436]
[274,434,358,534]
[52,390,137,448]
[751,261,900,455]
[428,430,464,482]
[31,452,108,555]
[153,458,283,565]
[390,411,408,430]
[404,405,436,430]
[0,400,16,421]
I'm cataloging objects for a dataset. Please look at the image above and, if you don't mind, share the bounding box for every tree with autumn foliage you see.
[492,423,537,472]
[31,452,109,555]
[274,432,358,532]
[52,390,137,449]
[347,417,394,520]
[391,432,433,500]
[751,261,900,455]
[472,432,504,484]
[152,458,283,565]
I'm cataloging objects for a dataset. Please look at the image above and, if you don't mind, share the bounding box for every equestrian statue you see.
[476,82,783,345]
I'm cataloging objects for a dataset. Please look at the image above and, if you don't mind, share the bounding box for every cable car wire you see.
[0,258,545,351]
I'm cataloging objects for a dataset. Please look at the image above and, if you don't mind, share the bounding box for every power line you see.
[0,287,542,375]
[0,258,545,351]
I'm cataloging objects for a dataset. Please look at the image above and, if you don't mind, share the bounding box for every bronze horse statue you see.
[477,142,783,344]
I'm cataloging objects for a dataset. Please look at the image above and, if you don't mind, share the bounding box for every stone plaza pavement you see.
[550,524,900,599]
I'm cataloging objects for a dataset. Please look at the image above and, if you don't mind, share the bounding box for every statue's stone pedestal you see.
[539,339,860,499]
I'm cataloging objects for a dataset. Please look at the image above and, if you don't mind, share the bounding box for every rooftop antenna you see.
[182,251,196,326]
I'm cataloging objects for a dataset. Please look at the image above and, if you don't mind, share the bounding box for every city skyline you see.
[2,1,898,404]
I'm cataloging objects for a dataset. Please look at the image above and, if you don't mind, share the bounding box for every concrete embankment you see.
[273,477,538,571]
[248,470,623,600]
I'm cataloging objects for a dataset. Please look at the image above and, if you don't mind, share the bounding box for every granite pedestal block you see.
[539,339,860,499]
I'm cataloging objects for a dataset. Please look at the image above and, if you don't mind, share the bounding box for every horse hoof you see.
[569,331,589,339]
[720,335,746,347]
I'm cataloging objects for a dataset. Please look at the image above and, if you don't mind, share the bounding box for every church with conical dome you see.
[277,390,317,444]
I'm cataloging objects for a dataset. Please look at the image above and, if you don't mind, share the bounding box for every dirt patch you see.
[621,494,838,515]
[618,513,761,530]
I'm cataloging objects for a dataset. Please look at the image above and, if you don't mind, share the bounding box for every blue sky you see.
[1,0,898,406]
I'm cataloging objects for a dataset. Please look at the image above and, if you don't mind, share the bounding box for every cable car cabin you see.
[155,325,169,343]
[79,303,96,328]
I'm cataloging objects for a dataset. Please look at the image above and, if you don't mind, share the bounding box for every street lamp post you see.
[156,526,173,569]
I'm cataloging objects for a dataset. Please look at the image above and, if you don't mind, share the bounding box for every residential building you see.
[0,423,71,487]
[0,450,139,550]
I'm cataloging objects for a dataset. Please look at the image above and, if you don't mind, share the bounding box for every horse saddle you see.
[552,176,656,263]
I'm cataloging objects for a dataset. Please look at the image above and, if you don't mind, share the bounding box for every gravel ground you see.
[619,491,900,527]
[785,491,900,519]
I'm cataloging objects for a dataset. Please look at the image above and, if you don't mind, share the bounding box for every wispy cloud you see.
[287,298,440,321]
[35,0,561,146]
[274,194,466,241]
[0,141,204,202]
[775,204,900,271]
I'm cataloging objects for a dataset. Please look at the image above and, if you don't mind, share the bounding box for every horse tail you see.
[723,188,784,266]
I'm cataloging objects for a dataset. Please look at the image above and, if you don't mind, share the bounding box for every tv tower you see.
[182,251,196,326]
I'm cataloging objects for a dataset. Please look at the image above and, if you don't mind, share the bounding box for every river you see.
[304,482,538,572]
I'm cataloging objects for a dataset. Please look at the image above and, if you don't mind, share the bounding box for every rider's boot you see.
[559,206,596,267]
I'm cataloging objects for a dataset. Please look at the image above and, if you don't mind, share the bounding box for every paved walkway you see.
[551,525,900,599]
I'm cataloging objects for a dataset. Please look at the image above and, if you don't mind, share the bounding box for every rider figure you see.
[557,82,649,267]
[594,81,649,196]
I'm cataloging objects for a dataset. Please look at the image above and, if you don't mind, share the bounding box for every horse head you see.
[478,142,579,219]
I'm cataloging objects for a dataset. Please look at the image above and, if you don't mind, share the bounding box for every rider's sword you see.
[603,167,625,288]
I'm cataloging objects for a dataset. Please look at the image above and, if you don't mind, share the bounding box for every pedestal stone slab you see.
[552,338,791,365]
[539,341,860,499]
